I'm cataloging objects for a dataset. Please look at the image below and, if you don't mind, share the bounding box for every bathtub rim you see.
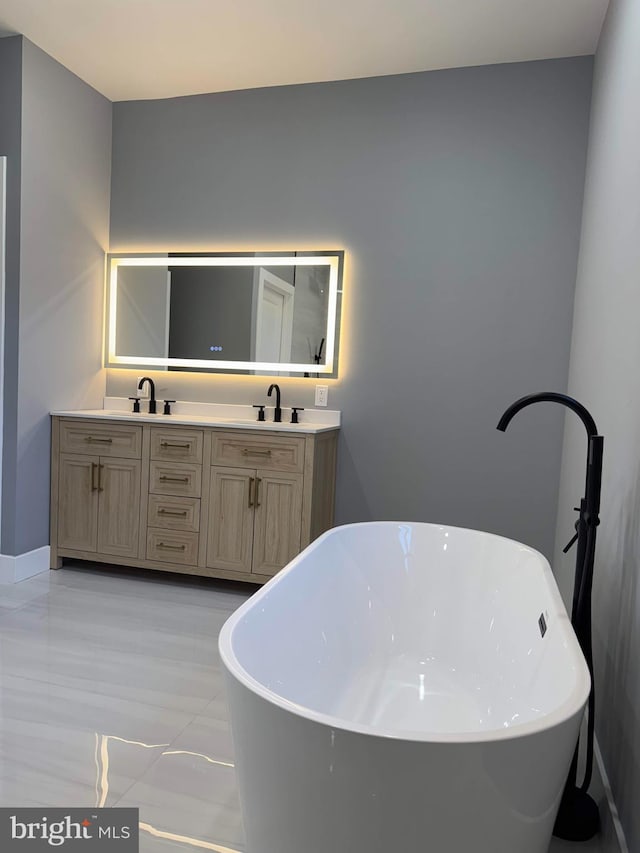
[219,520,591,744]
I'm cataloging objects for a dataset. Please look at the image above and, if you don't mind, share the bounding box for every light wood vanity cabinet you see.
[55,419,143,558]
[207,432,306,576]
[51,417,338,584]
[208,466,303,576]
[146,426,204,567]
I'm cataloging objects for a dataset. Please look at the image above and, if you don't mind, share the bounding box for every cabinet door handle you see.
[157,542,186,551]
[91,462,99,492]
[98,464,105,492]
[158,508,188,517]
[242,448,272,457]
[85,436,113,444]
[255,477,262,507]
[160,441,191,449]
[248,477,255,507]
[159,475,190,483]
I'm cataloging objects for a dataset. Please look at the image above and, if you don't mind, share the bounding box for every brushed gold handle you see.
[160,441,191,449]
[159,475,189,483]
[158,508,188,517]
[85,436,113,444]
[248,477,255,508]
[98,464,104,492]
[91,462,98,492]
[157,542,186,551]
[255,477,262,507]
[242,448,272,457]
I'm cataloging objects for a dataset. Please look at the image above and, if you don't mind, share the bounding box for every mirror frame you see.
[105,251,344,376]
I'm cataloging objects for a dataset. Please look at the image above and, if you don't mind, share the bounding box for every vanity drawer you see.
[59,420,142,459]
[150,428,203,463]
[147,529,199,566]
[149,461,202,497]
[211,432,305,473]
[148,495,200,532]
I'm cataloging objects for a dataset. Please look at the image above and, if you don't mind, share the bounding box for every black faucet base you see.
[553,787,599,842]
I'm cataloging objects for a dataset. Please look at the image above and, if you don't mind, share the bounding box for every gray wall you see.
[0,35,22,553]
[109,57,593,557]
[4,39,112,555]
[553,0,640,848]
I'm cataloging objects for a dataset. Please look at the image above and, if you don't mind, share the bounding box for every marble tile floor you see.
[0,564,606,853]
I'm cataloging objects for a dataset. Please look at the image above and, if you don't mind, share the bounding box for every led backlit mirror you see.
[106,251,344,377]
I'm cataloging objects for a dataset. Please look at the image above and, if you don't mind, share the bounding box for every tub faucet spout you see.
[497,392,601,557]
[497,391,597,438]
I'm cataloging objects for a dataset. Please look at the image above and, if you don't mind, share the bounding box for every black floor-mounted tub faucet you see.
[497,392,602,843]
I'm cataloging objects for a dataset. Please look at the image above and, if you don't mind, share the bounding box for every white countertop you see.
[51,398,341,434]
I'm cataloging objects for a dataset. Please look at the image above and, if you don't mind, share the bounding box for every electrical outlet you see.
[137,376,149,398]
[315,385,329,407]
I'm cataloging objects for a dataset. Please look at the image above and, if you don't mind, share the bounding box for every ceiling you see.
[0,0,609,102]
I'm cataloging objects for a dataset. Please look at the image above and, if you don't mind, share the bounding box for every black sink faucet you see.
[267,383,282,422]
[137,376,157,414]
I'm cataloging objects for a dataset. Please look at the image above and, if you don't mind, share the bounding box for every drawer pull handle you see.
[85,436,113,444]
[157,542,186,551]
[255,477,262,507]
[158,508,188,517]
[160,441,191,449]
[242,448,272,457]
[248,477,255,508]
[159,475,190,483]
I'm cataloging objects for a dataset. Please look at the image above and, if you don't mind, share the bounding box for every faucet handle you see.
[253,404,266,422]
[163,400,176,415]
[563,528,579,554]
[291,407,304,424]
[128,397,141,413]
[562,506,584,553]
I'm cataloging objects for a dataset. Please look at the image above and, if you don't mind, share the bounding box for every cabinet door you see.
[252,471,303,576]
[97,457,141,558]
[207,466,254,573]
[57,454,99,552]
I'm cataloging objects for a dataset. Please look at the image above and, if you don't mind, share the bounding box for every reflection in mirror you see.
[107,252,343,377]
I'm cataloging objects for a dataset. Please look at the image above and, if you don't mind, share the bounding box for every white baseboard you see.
[0,545,50,583]
[594,737,629,853]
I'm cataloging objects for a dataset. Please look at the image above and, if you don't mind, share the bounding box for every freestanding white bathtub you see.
[219,522,590,853]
